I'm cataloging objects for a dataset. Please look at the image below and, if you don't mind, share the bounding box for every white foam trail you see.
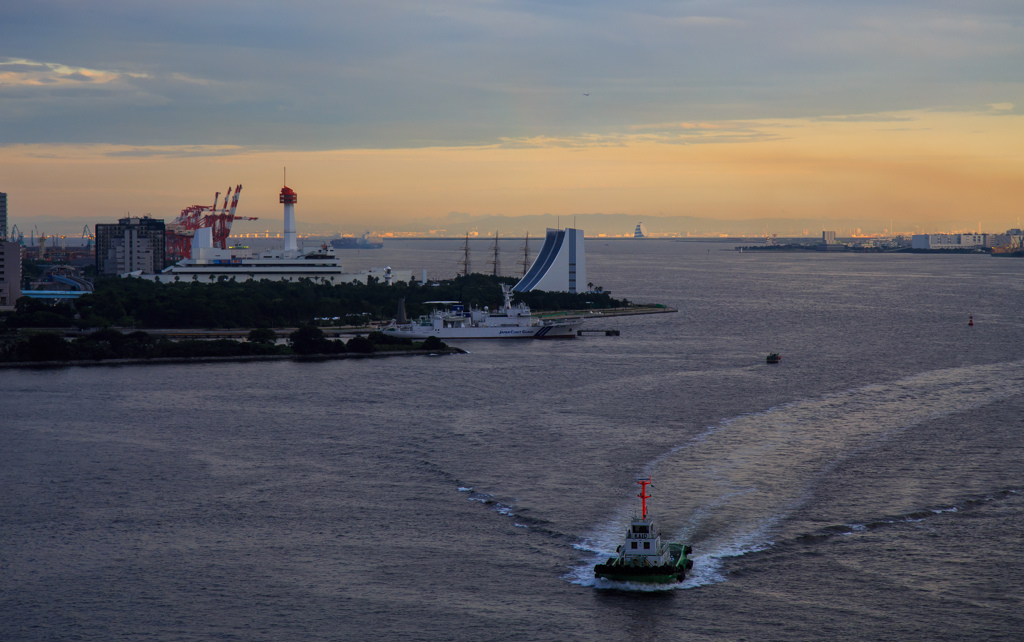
[466,490,518,519]
[574,360,1024,589]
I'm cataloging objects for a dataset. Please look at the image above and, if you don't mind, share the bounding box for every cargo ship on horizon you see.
[330,233,383,250]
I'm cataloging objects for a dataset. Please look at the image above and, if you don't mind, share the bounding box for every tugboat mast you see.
[637,477,652,519]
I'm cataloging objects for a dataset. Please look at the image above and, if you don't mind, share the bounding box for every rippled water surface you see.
[3,241,1023,640]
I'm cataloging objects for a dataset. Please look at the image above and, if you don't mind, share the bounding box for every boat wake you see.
[570,359,1024,590]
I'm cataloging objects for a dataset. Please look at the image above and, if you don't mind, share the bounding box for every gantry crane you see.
[165,184,258,260]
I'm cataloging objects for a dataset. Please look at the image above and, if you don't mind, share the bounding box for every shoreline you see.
[0,347,466,369]
[5,306,676,339]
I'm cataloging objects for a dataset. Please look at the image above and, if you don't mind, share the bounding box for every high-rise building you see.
[0,192,7,241]
[95,216,166,276]
[0,240,22,306]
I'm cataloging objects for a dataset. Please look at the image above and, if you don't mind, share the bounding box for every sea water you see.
[2,240,1023,640]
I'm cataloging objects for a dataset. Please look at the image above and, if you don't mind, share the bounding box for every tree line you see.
[0,327,447,363]
[3,274,627,330]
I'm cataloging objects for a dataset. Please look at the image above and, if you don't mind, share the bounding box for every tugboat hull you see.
[593,564,685,584]
[594,544,693,584]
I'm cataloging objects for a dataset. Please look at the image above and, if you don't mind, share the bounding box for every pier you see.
[535,305,677,321]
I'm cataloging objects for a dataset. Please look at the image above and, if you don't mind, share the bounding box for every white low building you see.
[911,233,991,250]
[126,248,412,285]
[122,185,413,285]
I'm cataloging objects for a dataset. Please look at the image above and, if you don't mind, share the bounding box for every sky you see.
[1,0,1022,236]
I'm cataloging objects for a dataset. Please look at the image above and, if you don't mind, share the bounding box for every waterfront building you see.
[0,240,22,307]
[911,231,1024,250]
[816,230,846,251]
[130,232,410,284]
[634,222,647,238]
[124,186,412,285]
[513,227,586,293]
[127,236,411,284]
[911,233,991,250]
[95,216,166,276]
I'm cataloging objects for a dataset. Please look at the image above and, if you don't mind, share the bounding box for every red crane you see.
[165,185,258,260]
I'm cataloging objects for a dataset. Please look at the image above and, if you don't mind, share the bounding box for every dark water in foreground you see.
[3,241,1024,640]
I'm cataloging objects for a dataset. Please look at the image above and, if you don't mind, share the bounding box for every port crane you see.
[9,224,23,244]
[37,229,49,259]
[165,184,258,260]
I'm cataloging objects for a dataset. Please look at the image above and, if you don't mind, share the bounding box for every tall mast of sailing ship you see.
[458,232,471,277]
[487,231,500,277]
[518,232,531,276]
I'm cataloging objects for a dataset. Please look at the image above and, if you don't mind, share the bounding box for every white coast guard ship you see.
[382,285,580,340]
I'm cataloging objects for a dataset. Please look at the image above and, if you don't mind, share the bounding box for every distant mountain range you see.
[17,211,994,239]
[357,212,906,237]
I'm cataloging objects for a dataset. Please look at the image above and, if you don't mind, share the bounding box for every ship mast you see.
[637,477,652,520]
[487,230,500,277]
[518,232,531,276]
[458,232,471,277]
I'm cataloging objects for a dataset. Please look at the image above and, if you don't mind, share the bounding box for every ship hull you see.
[330,238,382,250]
[593,564,684,584]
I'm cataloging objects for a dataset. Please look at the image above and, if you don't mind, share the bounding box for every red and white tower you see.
[279,184,298,252]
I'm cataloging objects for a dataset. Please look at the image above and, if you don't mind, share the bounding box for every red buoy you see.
[968,314,974,326]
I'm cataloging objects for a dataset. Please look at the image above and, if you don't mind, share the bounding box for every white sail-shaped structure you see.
[513,228,586,293]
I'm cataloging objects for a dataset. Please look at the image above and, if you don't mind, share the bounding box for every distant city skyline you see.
[1,2,1022,234]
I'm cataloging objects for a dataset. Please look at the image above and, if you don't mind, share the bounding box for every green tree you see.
[247,327,277,344]
[421,336,446,351]
[346,334,374,354]
[27,333,70,361]
[289,324,330,355]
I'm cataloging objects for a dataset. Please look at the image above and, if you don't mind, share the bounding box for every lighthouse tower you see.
[280,185,298,252]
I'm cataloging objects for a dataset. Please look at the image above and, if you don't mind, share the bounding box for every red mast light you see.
[279,186,297,204]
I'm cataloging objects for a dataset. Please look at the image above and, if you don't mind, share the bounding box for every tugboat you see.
[766,352,781,364]
[593,477,693,584]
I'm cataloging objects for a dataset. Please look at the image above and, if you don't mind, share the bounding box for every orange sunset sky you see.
[1,2,1022,236]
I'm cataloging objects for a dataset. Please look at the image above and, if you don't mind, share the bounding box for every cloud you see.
[497,121,782,148]
[989,102,1014,111]
[0,58,132,87]
[101,145,252,158]
[0,2,1022,150]
[813,114,917,123]
[655,15,742,27]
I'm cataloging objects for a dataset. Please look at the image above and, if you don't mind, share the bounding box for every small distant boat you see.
[766,353,781,364]
[593,477,693,584]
